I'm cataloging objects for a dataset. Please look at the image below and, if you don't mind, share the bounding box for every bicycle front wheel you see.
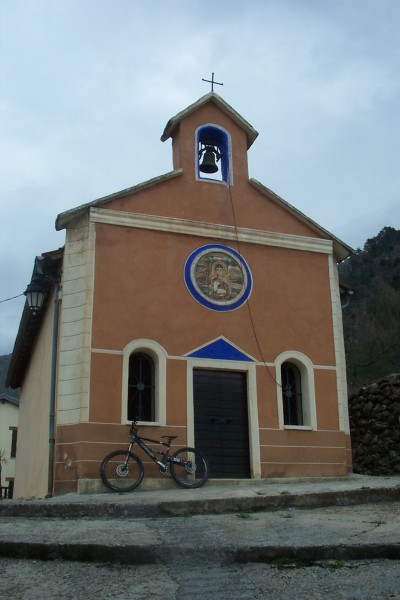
[100,450,144,493]
[170,447,209,489]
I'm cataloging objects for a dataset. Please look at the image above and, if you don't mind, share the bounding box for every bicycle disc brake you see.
[185,461,196,474]
[116,464,129,477]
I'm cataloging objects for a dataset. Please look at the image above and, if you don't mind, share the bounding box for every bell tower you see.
[161,92,258,187]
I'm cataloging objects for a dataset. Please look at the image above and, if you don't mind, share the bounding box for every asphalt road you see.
[2,557,400,599]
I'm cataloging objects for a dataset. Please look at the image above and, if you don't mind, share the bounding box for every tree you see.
[339,227,400,390]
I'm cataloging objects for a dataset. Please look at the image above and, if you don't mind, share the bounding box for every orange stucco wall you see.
[54,222,347,494]
[91,225,335,364]
[90,353,122,423]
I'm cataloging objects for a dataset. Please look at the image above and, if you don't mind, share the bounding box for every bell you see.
[199,148,219,173]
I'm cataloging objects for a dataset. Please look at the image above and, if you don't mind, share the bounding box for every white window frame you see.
[121,339,167,426]
[274,351,317,430]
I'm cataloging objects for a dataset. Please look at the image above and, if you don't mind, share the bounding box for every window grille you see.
[128,353,155,422]
[281,362,303,426]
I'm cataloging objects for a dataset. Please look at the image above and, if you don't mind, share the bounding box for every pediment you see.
[185,337,255,362]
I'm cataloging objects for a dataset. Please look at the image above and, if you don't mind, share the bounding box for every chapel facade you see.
[8,93,353,497]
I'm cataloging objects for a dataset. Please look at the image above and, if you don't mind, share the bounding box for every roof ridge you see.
[161,93,258,148]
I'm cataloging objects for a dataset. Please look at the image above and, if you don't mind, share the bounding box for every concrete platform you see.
[1,474,400,564]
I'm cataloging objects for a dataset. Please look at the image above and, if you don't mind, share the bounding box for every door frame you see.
[186,358,261,478]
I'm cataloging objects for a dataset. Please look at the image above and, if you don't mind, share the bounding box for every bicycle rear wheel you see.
[169,447,209,489]
[100,450,144,493]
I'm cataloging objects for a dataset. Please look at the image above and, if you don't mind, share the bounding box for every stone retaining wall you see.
[349,373,400,475]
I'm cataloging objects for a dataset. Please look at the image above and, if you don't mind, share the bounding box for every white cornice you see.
[90,208,333,255]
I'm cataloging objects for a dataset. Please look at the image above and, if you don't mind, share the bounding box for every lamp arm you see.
[34,256,61,284]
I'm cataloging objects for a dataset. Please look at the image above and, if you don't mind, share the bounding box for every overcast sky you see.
[1,0,399,355]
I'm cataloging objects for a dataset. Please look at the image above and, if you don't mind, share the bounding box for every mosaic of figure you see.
[193,250,245,305]
[209,261,231,300]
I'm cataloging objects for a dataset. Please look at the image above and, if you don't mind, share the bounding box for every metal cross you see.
[202,72,223,92]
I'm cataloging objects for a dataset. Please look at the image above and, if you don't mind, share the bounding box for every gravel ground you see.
[1,558,400,599]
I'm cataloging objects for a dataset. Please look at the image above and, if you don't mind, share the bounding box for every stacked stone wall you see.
[349,373,400,474]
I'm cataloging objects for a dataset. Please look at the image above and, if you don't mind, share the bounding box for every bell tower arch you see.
[197,124,232,185]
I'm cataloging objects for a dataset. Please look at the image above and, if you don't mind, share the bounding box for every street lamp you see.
[24,259,61,316]
[24,279,46,315]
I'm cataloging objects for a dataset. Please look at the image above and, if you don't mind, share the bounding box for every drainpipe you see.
[48,282,60,498]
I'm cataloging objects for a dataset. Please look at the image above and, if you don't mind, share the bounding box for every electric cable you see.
[0,293,24,304]
[226,181,282,388]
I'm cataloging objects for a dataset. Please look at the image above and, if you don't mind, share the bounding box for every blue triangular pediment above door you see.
[186,337,255,362]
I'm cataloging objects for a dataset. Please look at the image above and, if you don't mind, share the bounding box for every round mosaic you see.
[184,244,253,311]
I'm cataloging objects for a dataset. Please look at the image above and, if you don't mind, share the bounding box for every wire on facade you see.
[0,293,24,304]
[226,182,282,388]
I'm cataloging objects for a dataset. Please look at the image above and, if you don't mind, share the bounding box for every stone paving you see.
[2,475,400,599]
[1,474,400,564]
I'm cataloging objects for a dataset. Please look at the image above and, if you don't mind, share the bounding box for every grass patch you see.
[236,508,254,519]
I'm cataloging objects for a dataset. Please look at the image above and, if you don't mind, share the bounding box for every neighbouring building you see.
[0,393,19,497]
[7,92,353,498]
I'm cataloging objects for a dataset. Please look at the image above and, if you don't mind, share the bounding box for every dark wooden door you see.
[193,369,250,478]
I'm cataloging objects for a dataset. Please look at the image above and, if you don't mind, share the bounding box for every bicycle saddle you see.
[161,435,178,440]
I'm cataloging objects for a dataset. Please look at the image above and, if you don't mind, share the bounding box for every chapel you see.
[7,92,353,497]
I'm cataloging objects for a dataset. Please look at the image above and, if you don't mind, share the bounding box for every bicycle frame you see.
[126,424,185,472]
[129,433,171,470]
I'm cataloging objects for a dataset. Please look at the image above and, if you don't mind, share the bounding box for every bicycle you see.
[100,421,210,492]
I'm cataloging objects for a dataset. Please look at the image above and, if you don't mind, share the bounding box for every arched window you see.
[274,351,317,430]
[122,339,167,425]
[281,362,303,426]
[128,352,155,422]
[197,124,232,184]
